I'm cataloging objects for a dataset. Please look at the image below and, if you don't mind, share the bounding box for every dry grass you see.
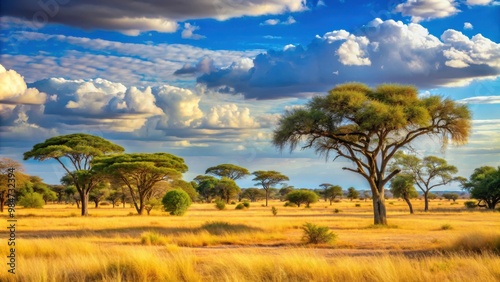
[1,199,499,281]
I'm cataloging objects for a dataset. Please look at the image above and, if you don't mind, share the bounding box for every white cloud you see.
[202,104,259,128]
[261,19,280,26]
[155,85,204,128]
[337,35,371,66]
[441,30,500,68]
[458,96,500,104]
[464,22,473,29]
[181,23,205,40]
[0,64,47,104]
[260,16,296,26]
[394,0,460,22]
[465,0,494,5]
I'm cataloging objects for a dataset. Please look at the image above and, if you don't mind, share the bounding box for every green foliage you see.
[355,203,361,207]
[464,200,477,209]
[334,208,341,213]
[144,198,162,215]
[241,188,265,202]
[272,82,471,224]
[347,187,359,201]
[215,199,226,210]
[284,201,297,207]
[201,221,261,235]
[441,224,453,230]
[235,203,245,210]
[271,206,278,216]
[442,193,459,202]
[215,178,240,203]
[193,175,219,203]
[140,231,168,246]
[285,190,319,207]
[252,170,289,206]
[301,222,337,244]
[18,192,45,208]
[390,175,418,199]
[462,166,500,209]
[162,189,192,216]
[427,193,438,200]
[205,164,250,180]
[170,179,198,202]
[323,185,343,205]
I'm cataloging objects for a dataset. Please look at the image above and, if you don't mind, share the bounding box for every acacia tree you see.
[241,188,266,202]
[461,166,500,209]
[325,185,343,205]
[390,174,418,214]
[319,183,333,202]
[24,134,124,216]
[205,164,250,180]
[347,187,359,201]
[92,153,188,215]
[391,152,459,212]
[193,175,219,203]
[252,170,289,206]
[0,158,28,212]
[215,177,240,203]
[273,83,471,224]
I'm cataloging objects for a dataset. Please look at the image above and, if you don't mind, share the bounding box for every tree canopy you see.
[205,164,250,180]
[23,133,124,216]
[461,166,500,209]
[390,174,418,214]
[252,170,289,206]
[391,152,458,211]
[273,82,471,224]
[92,153,188,215]
[286,190,319,207]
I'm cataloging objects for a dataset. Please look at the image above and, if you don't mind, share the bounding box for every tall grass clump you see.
[301,222,336,244]
[450,232,500,253]
[215,199,226,210]
[140,231,169,246]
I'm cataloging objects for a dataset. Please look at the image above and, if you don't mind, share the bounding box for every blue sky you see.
[0,0,499,190]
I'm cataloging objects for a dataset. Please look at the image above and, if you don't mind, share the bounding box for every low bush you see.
[230,201,236,205]
[162,189,192,216]
[355,204,361,207]
[284,201,297,207]
[333,209,341,213]
[271,206,278,216]
[18,192,44,208]
[242,201,250,208]
[140,231,169,246]
[441,224,453,230]
[464,201,477,209]
[301,222,337,244]
[235,203,245,210]
[215,199,226,210]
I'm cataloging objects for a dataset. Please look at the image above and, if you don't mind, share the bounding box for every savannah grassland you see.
[1,199,500,282]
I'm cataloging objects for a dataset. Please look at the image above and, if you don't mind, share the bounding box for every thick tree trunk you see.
[0,193,4,212]
[423,191,429,212]
[80,191,89,216]
[265,189,269,207]
[329,199,333,206]
[372,192,387,225]
[403,197,414,214]
[94,200,98,208]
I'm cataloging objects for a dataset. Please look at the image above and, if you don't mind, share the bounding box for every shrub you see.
[162,189,192,216]
[235,203,245,210]
[301,222,336,244]
[271,206,278,216]
[355,203,361,207]
[284,201,297,207]
[215,199,226,210]
[230,201,236,205]
[18,192,44,208]
[201,221,260,235]
[441,224,453,230]
[242,201,250,208]
[450,232,500,253]
[334,208,341,213]
[286,190,319,207]
[464,201,477,209]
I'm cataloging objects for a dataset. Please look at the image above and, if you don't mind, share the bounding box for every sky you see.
[0,0,499,191]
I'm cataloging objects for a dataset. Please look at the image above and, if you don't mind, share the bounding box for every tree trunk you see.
[265,188,269,207]
[423,191,429,212]
[372,192,387,225]
[329,199,333,206]
[403,196,414,214]
[0,193,5,212]
[80,191,89,216]
[94,200,98,208]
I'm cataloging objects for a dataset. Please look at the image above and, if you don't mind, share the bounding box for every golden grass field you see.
[1,198,500,281]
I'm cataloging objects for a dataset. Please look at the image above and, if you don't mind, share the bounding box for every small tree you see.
[390,174,418,214]
[252,171,289,207]
[18,192,45,208]
[241,188,266,202]
[145,198,162,215]
[193,175,219,203]
[391,153,459,212]
[442,193,459,202]
[169,179,198,202]
[215,177,240,203]
[162,189,191,216]
[325,185,343,205]
[347,187,359,201]
[286,190,319,207]
[461,166,500,209]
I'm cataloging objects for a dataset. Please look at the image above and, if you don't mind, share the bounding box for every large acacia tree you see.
[461,166,500,209]
[92,153,188,215]
[273,83,471,224]
[0,158,29,213]
[23,134,124,216]
[252,170,289,206]
[391,153,458,212]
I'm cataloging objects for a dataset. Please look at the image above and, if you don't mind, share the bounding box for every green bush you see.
[286,190,319,207]
[230,201,236,205]
[441,224,453,230]
[18,192,44,208]
[271,206,278,216]
[301,222,336,244]
[284,201,297,207]
[334,208,341,213]
[355,203,361,207]
[235,203,245,210]
[215,199,226,210]
[464,200,477,209]
[243,201,250,208]
[162,189,192,216]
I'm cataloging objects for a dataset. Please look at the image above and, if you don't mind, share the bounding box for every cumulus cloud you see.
[1,0,306,35]
[394,0,460,22]
[260,16,296,26]
[0,64,47,104]
[197,19,500,99]
[174,57,215,76]
[464,22,473,29]
[154,85,204,128]
[181,23,205,40]
[202,104,259,129]
[458,96,500,104]
[465,0,494,5]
